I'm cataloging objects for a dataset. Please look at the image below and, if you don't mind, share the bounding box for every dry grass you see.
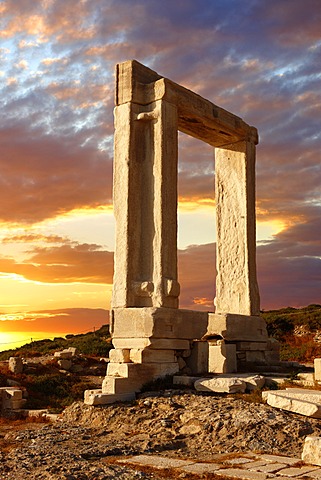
[281,334,321,362]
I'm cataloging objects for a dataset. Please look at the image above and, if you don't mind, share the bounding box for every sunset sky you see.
[0,0,320,350]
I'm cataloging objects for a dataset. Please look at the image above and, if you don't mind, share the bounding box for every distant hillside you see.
[262,304,321,340]
[262,304,321,362]
[0,324,111,361]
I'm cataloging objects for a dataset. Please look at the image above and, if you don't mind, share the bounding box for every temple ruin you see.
[85,60,279,405]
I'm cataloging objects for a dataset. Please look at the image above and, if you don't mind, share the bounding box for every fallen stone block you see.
[58,359,72,370]
[67,347,77,356]
[302,436,321,466]
[262,390,321,418]
[4,388,23,399]
[220,373,265,390]
[0,388,26,410]
[259,454,301,465]
[8,357,23,374]
[54,347,77,359]
[54,350,73,359]
[295,373,315,386]
[277,388,321,403]
[194,376,246,393]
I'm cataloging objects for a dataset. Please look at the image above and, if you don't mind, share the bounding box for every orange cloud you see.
[0,308,109,333]
[0,240,113,284]
[2,234,71,244]
[178,243,216,311]
[0,124,112,224]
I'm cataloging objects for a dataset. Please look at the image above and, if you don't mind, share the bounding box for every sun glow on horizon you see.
[0,331,72,352]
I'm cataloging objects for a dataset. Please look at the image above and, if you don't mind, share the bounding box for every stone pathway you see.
[115,453,321,479]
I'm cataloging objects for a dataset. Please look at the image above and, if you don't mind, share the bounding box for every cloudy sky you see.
[0,0,320,348]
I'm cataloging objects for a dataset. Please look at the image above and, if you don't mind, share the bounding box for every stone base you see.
[111,307,208,340]
[206,313,268,341]
[205,313,279,370]
[92,307,207,402]
[84,307,281,404]
[185,341,208,374]
[84,389,135,405]
[208,341,237,373]
[103,362,179,394]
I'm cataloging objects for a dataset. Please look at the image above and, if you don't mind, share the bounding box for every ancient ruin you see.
[85,60,279,405]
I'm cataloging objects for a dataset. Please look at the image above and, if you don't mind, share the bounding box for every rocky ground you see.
[1,389,321,479]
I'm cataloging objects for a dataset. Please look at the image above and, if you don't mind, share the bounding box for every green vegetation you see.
[0,324,112,361]
[262,304,321,362]
[25,374,95,411]
[262,304,321,340]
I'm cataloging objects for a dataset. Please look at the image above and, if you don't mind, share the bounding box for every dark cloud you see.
[0,123,112,224]
[178,227,321,312]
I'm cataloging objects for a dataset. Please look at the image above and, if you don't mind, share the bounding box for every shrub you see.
[280,334,321,362]
[24,373,96,411]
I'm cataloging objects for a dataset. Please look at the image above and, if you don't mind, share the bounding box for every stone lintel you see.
[116,59,257,148]
[206,313,268,342]
[111,307,208,340]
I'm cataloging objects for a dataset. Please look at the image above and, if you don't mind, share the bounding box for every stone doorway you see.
[84,60,279,405]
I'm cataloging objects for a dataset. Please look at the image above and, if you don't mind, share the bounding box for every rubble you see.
[2,391,321,479]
